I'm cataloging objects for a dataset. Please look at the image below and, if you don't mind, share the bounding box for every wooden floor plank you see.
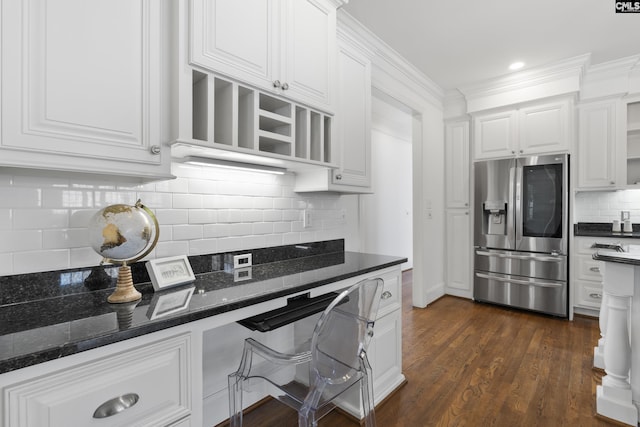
[218,270,616,427]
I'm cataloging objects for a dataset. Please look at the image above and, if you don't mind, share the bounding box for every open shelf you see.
[186,69,334,169]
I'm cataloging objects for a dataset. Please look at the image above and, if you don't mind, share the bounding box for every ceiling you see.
[343,0,640,93]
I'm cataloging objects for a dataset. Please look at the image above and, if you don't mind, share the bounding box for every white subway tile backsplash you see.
[94,191,137,207]
[70,247,102,269]
[156,209,189,225]
[173,193,203,209]
[13,250,69,274]
[0,209,11,229]
[189,210,218,224]
[43,229,88,249]
[252,223,274,235]
[173,224,204,241]
[13,209,69,230]
[0,188,42,208]
[155,241,190,258]
[574,189,640,222]
[189,238,218,255]
[135,192,173,208]
[0,167,350,276]
[0,254,13,275]
[241,210,263,223]
[0,230,42,253]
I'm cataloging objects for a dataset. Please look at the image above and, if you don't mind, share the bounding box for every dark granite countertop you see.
[0,239,407,374]
[593,250,640,266]
[574,222,640,239]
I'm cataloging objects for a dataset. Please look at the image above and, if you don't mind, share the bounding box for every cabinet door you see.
[190,0,277,91]
[445,121,470,208]
[519,99,570,155]
[473,110,517,160]
[1,0,169,178]
[281,0,336,109]
[332,36,371,188]
[577,100,618,188]
[446,209,471,298]
[369,309,403,403]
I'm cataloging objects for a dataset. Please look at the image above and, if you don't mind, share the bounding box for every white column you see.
[593,292,608,370]
[596,261,639,426]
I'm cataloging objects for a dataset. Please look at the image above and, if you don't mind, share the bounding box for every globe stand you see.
[107,264,142,304]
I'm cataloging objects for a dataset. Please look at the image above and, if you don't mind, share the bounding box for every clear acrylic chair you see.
[228,277,384,427]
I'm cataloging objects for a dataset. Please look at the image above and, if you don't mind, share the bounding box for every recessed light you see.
[509,61,525,71]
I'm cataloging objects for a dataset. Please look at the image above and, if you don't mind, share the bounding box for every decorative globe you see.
[88,200,159,303]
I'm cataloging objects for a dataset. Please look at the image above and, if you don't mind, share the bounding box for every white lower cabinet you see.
[2,334,191,427]
[445,209,472,298]
[571,236,637,315]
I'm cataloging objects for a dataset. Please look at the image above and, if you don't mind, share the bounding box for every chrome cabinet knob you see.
[150,145,161,155]
[381,291,392,299]
[273,80,281,88]
[282,82,289,90]
[335,174,342,180]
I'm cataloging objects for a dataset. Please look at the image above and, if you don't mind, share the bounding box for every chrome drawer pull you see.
[381,291,392,300]
[589,293,603,299]
[93,393,139,419]
[589,267,601,273]
[475,272,563,288]
[475,250,563,262]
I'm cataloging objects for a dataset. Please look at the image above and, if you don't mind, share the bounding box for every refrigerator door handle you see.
[475,272,564,288]
[475,250,564,262]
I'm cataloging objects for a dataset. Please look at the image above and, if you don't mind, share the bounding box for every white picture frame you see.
[145,255,196,291]
[146,286,195,320]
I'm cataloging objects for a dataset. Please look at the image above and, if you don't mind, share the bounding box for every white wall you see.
[574,189,640,223]
[0,165,358,276]
[360,94,413,269]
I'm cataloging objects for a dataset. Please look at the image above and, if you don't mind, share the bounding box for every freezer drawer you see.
[474,271,567,317]
[474,248,566,281]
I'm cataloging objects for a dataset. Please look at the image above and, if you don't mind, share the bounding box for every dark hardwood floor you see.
[222,270,614,426]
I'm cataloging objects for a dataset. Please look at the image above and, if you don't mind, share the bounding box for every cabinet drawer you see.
[4,334,191,427]
[378,272,401,315]
[575,254,604,282]
[575,280,603,309]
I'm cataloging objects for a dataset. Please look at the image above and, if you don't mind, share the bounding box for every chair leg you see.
[298,377,325,427]
[228,373,243,427]
[361,357,377,427]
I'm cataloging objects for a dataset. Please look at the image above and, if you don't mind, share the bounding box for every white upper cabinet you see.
[577,99,618,189]
[473,98,572,160]
[473,110,517,160]
[0,0,171,179]
[445,120,470,208]
[293,29,372,193]
[190,0,338,111]
[331,33,372,188]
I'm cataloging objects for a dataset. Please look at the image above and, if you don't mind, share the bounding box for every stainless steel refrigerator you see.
[473,154,568,317]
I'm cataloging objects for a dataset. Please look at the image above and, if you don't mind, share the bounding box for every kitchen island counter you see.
[591,249,640,426]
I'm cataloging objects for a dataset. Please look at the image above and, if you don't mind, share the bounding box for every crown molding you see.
[580,54,640,100]
[459,53,590,112]
[337,10,444,107]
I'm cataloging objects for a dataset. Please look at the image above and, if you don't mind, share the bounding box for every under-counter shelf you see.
[181,70,335,170]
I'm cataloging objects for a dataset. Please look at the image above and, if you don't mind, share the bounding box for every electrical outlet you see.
[303,210,312,228]
[622,211,631,221]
